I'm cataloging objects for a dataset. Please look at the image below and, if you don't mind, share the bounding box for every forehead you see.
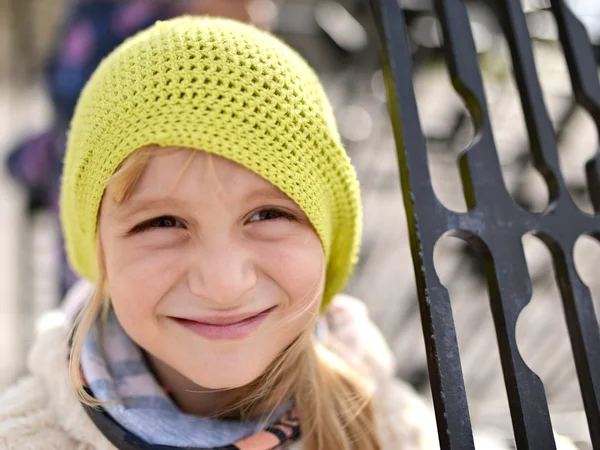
[130,148,284,200]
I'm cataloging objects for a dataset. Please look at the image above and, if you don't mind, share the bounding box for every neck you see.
[143,351,255,419]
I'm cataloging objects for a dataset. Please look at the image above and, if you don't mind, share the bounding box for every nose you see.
[187,239,257,309]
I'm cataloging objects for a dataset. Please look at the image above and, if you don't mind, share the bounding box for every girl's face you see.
[99,148,325,389]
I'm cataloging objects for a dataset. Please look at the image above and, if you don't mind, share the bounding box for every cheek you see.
[259,231,325,309]
[101,233,186,323]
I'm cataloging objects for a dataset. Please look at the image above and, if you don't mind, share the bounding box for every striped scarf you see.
[79,308,301,449]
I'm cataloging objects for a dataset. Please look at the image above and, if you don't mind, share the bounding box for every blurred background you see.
[1,0,599,448]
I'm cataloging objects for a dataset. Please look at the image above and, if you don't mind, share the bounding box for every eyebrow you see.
[244,186,292,204]
[111,197,189,219]
[112,186,293,219]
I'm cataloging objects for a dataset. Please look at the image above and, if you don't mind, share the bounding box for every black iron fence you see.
[371,0,600,448]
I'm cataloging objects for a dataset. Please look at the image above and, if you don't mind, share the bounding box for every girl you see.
[0,17,438,450]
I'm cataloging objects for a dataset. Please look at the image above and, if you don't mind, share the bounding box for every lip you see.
[170,306,275,340]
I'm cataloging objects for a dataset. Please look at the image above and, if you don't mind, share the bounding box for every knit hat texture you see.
[60,17,361,307]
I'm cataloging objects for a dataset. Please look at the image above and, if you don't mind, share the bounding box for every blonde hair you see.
[67,147,382,450]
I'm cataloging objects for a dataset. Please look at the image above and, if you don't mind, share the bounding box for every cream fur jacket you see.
[0,281,440,450]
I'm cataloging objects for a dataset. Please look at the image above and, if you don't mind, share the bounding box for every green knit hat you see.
[60,17,361,308]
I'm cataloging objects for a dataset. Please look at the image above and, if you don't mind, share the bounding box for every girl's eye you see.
[128,216,185,235]
[248,208,294,223]
[148,216,184,228]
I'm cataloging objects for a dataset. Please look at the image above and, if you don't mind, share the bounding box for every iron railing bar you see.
[434,0,557,447]
[542,3,600,442]
[494,0,568,212]
[549,0,600,121]
[542,235,600,447]
[550,0,600,214]
[432,0,511,210]
[370,0,475,448]
[490,6,600,432]
[481,234,557,449]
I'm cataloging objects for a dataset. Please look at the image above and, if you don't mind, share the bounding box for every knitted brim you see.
[60,17,361,308]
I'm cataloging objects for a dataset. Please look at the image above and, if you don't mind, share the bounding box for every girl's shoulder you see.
[0,284,115,450]
[370,375,440,450]
[0,374,82,449]
[324,294,440,450]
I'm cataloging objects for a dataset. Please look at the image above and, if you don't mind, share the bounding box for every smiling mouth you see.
[170,306,276,340]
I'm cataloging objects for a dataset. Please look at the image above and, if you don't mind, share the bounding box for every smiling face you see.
[98,148,325,390]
